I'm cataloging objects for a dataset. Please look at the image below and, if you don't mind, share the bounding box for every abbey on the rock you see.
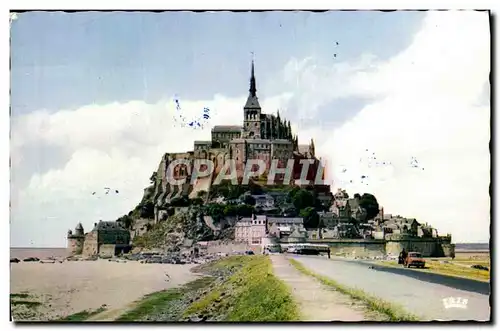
[151,61,326,208]
[194,60,315,174]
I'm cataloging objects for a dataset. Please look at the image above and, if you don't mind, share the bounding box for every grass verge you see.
[10,300,42,308]
[288,258,419,322]
[377,260,490,282]
[183,255,300,321]
[10,293,30,299]
[116,276,215,321]
[56,307,107,321]
[10,293,45,321]
[113,255,299,322]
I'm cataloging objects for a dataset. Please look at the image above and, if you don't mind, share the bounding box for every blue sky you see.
[11,11,423,114]
[10,11,490,247]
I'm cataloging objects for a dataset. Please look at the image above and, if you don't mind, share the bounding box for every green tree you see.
[358,193,380,221]
[248,181,263,195]
[299,207,320,229]
[139,201,155,219]
[191,197,204,205]
[223,205,238,217]
[205,203,225,220]
[170,196,190,207]
[236,204,255,217]
[288,186,301,200]
[116,215,134,229]
[243,195,256,206]
[291,189,316,211]
[222,204,254,217]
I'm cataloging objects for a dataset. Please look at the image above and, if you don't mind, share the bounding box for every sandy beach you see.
[10,259,199,321]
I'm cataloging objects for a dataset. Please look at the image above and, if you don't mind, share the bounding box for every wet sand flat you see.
[10,260,199,321]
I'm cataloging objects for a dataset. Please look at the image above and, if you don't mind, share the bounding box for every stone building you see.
[67,223,85,256]
[211,126,242,148]
[234,215,267,245]
[67,221,131,257]
[149,60,328,207]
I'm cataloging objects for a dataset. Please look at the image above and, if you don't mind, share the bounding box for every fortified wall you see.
[307,235,455,258]
[384,234,455,257]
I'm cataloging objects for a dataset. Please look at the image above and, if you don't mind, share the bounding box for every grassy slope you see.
[116,255,299,322]
[184,255,299,321]
[10,293,44,321]
[116,277,214,321]
[288,258,419,322]
[56,307,107,321]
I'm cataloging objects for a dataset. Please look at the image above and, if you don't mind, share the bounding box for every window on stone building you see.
[252,238,261,244]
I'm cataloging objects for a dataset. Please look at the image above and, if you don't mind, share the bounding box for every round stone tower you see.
[75,222,84,236]
[67,223,85,256]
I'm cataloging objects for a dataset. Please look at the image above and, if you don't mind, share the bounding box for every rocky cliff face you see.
[131,208,229,250]
[121,149,332,249]
[148,151,223,208]
[146,149,330,208]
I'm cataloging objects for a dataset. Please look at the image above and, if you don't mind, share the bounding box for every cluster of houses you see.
[234,215,307,245]
[231,188,445,247]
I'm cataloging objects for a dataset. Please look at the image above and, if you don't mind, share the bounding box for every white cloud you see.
[315,11,490,242]
[11,11,490,246]
[11,93,293,246]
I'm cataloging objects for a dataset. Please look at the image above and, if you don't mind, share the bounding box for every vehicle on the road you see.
[245,250,255,255]
[264,244,282,254]
[404,252,426,268]
[285,244,329,255]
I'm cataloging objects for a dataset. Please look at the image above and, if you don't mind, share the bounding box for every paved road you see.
[348,259,490,295]
[291,255,491,321]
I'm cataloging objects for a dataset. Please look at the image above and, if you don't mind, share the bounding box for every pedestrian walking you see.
[401,248,408,266]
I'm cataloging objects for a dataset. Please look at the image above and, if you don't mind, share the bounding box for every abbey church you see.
[151,61,326,209]
[193,61,315,174]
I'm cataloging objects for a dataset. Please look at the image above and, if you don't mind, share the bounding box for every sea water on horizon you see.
[10,247,69,259]
[455,243,489,251]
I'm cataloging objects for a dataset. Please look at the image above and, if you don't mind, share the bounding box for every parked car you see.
[404,252,426,268]
[245,250,255,255]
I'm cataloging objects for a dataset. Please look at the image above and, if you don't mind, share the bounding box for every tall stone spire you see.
[244,57,261,109]
[249,59,256,97]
